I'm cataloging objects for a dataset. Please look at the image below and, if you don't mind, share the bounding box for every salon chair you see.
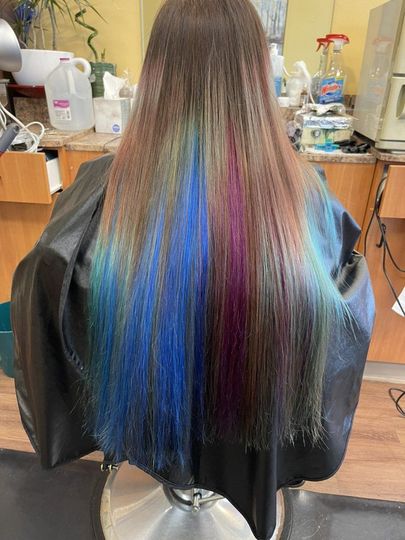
[100,461,285,540]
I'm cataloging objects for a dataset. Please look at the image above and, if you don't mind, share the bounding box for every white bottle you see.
[286,61,312,107]
[286,74,304,107]
[269,43,284,97]
[45,57,94,131]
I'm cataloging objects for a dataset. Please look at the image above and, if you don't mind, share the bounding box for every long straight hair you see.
[87,0,349,470]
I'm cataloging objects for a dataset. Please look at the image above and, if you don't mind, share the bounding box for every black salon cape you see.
[11,154,374,540]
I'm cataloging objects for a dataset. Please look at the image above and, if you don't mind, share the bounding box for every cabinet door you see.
[0,195,58,302]
[322,162,376,227]
[379,165,405,219]
[62,150,104,187]
[0,152,52,204]
[360,162,405,364]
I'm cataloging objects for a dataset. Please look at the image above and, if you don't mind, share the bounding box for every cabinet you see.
[0,149,103,302]
[0,152,62,302]
[316,160,405,365]
[0,196,57,302]
[359,162,405,364]
[322,162,375,228]
[0,151,60,204]
[59,149,104,188]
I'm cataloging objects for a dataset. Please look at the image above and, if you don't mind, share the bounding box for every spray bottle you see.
[319,34,350,104]
[311,37,331,103]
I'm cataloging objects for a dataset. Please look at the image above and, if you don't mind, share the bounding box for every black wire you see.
[378,219,405,273]
[388,387,405,417]
[363,176,386,258]
[363,175,405,315]
[379,225,405,316]
[363,207,375,259]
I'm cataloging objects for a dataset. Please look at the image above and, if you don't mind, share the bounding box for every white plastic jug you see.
[45,57,94,131]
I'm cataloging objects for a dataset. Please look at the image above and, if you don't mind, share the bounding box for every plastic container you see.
[45,57,95,131]
[319,34,350,104]
[286,61,312,106]
[269,43,284,97]
[12,49,74,86]
[286,74,304,106]
[90,61,116,98]
[312,37,331,103]
[0,302,14,378]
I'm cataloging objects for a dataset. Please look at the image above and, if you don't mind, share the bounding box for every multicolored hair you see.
[86,0,350,470]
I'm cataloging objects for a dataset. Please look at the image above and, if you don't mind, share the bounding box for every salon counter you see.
[61,130,378,161]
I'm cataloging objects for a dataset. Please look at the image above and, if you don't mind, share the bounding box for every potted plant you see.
[74,7,116,97]
[11,0,104,86]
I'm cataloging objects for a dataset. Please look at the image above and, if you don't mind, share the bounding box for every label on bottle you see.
[274,76,282,97]
[53,99,72,121]
[319,77,344,104]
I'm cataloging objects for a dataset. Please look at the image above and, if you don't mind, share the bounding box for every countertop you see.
[41,129,378,164]
[40,128,405,165]
[40,128,94,148]
[64,132,122,152]
[303,148,376,164]
[370,147,405,163]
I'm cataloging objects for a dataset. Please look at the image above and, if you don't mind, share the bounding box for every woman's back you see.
[87,0,353,470]
[11,2,375,538]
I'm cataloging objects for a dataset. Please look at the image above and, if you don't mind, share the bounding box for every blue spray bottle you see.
[319,34,350,104]
[312,37,331,103]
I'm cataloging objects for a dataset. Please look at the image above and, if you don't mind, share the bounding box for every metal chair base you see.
[101,461,284,540]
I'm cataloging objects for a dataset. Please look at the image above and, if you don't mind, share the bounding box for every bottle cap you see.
[325,34,350,47]
[316,37,331,51]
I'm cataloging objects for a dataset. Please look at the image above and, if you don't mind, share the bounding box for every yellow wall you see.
[283,0,335,76]
[331,0,388,94]
[141,0,164,55]
[53,0,389,93]
[55,0,143,81]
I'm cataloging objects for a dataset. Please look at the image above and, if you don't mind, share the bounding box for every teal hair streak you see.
[286,174,352,442]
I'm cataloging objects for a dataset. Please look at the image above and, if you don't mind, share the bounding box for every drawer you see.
[0,151,61,204]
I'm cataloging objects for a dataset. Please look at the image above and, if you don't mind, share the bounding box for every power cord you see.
[363,175,405,316]
[0,102,45,153]
[388,388,405,417]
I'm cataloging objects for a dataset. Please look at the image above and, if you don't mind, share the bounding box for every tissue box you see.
[93,97,131,134]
